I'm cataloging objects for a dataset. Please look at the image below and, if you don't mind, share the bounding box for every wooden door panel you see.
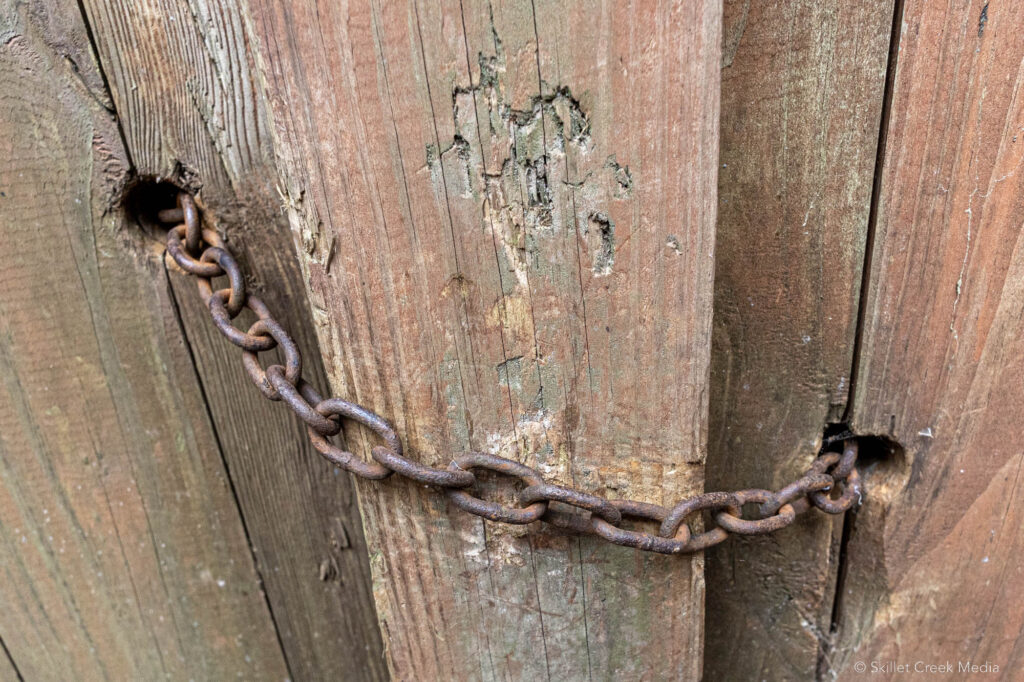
[7,0,1020,677]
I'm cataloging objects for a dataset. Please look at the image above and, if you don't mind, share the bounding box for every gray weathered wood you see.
[0,646,19,682]
[75,0,387,677]
[0,2,289,677]
[705,1,894,679]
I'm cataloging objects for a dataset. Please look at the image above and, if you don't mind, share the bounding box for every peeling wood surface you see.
[74,0,386,678]
[0,3,288,678]
[245,0,720,678]
[836,0,1024,677]
[705,1,893,680]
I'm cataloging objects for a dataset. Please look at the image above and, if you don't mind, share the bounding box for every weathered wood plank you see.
[0,644,19,682]
[704,1,893,679]
[0,3,289,678]
[833,0,1024,677]
[75,0,386,678]
[524,3,716,676]
[245,0,721,678]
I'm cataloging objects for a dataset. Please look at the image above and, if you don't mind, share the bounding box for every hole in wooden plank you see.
[853,434,909,505]
[122,176,181,234]
[822,422,909,505]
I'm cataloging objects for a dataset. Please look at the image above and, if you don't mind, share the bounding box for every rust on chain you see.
[158,191,864,555]
[446,453,548,524]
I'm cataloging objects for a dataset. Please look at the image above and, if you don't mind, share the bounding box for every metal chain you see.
[159,192,862,556]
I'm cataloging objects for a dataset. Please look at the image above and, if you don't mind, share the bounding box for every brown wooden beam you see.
[245,0,721,677]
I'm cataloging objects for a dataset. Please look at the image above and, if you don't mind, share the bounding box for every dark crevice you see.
[842,0,906,426]
[122,177,181,237]
[74,0,136,172]
[0,634,24,682]
[816,499,857,681]
[814,430,905,681]
[161,248,296,682]
[819,1,906,678]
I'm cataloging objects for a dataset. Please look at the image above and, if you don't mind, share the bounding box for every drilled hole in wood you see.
[854,435,909,503]
[823,423,908,504]
[122,177,182,239]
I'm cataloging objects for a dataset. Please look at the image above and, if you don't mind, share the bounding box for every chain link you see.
[160,192,863,555]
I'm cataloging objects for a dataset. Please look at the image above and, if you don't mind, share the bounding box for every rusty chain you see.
[158,192,862,556]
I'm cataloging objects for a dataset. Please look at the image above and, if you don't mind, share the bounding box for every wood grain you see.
[832,0,1024,677]
[244,0,720,678]
[0,3,289,678]
[704,1,893,679]
[75,0,386,678]
[0,655,16,682]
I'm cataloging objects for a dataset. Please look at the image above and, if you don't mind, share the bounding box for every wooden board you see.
[0,643,19,682]
[0,3,289,678]
[244,0,720,678]
[833,0,1024,677]
[704,1,894,679]
[75,0,386,678]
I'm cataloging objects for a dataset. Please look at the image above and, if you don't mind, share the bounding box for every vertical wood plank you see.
[833,0,1024,677]
[524,2,716,676]
[244,0,721,678]
[704,1,893,679]
[74,0,386,678]
[0,3,289,678]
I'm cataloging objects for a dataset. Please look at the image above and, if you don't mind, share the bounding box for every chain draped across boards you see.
[159,192,862,556]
